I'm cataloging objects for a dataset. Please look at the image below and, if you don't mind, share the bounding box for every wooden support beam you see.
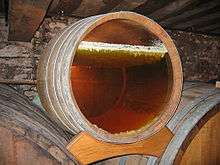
[210,29,220,35]
[148,0,197,21]
[71,0,149,17]
[8,0,52,41]
[160,1,219,27]
[173,11,220,29]
[134,0,174,15]
[197,23,220,32]
[72,0,120,17]
[110,0,148,12]
[216,81,220,88]
[47,0,81,16]
[191,17,220,34]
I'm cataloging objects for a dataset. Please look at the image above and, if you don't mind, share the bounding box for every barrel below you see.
[0,84,77,165]
[180,110,220,165]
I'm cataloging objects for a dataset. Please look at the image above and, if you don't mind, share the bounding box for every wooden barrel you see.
[95,82,220,164]
[0,84,77,165]
[37,11,182,143]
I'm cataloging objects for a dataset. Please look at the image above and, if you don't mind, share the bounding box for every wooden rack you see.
[67,127,173,165]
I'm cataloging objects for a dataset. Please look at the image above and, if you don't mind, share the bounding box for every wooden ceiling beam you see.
[148,0,198,21]
[197,23,220,32]
[210,29,220,34]
[172,11,220,29]
[160,1,219,27]
[71,0,121,17]
[8,0,53,41]
[110,0,149,12]
[47,0,81,16]
[135,0,174,16]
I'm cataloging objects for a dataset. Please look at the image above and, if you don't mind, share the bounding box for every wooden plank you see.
[110,0,149,12]
[148,0,197,21]
[160,1,219,27]
[94,155,154,165]
[210,28,220,35]
[71,0,150,17]
[197,23,220,32]
[134,0,174,15]
[173,11,220,29]
[72,0,120,17]
[8,0,52,41]
[0,0,5,16]
[67,127,173,165]
[216,81,220,88]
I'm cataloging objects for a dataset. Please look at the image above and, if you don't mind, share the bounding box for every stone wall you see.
[0,16,219,100]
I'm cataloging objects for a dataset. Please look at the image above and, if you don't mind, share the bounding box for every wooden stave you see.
[94,155,159,165]
[95,82,220,165]
[0,84,78,165]
[159,83,220,165]
[160,98,220,165]
[37,11,183,144]
[167,82,219,132]
[178,109,220,165]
